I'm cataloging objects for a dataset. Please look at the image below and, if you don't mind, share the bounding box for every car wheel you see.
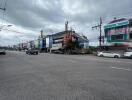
[100,54,104,57]
[130,55,132,59]
[114,55,119,58]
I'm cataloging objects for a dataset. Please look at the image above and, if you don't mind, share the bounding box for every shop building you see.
[104,18,132,51]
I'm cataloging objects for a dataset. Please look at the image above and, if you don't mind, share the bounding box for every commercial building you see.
[104,18,132,51]
[16,21,89,53]
[17,43,28,50]
[48,22,89,52]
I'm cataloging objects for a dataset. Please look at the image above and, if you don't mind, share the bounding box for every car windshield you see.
[125,49,132,52]
[103,51,112,53]
[0,0,132,100]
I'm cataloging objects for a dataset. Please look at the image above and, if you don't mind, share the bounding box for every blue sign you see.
[49,36,53,48]
[39,38,45,49]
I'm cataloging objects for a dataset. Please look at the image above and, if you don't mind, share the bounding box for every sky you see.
[0,0,132,46]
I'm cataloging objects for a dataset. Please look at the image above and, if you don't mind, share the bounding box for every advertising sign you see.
[46,36,53,48]
[39,38,45,49]
[54,39,63,43]
[34,40,39,48]
[49,36,53,48]
[108,27,128,35]
[46,37,50,48]
[104,20,129,29]
[51,43,62,50]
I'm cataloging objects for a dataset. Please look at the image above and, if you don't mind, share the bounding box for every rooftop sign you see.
[104,20,129,29]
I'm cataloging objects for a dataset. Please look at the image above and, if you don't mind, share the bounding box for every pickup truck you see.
[0,49,6,55]
[26,49,38,55]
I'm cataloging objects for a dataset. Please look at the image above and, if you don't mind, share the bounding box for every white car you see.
[123,50,132,58]
[97,51,121,58]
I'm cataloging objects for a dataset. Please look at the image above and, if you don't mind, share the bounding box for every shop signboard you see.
[104,20,129,29]
[49,36,53,48]
[46,37,50,48]
[34,40,39,48]
[51,43,62,50]
[107,27,128,36]
[54,39,63,43]
[46,36,53,48]
[39,38,45,49]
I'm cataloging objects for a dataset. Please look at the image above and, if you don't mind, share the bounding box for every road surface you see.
[0,51,132,100]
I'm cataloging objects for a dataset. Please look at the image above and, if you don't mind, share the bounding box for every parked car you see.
[0,49,6,55]
[26,49,38,55]
[97,51,121,58]
[123,50,132,58]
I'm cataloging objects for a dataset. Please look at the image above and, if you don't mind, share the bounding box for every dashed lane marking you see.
[110,66,131,71]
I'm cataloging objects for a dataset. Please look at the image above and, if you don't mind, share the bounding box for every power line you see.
[1,28,23,34]
[0,0,4,8]
[0,0,8,26]
[0,0,6,11]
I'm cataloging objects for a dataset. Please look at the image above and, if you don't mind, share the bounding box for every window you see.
[111,34,123,40]
[130,32,132,39]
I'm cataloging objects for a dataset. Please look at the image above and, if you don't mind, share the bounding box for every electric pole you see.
[92,17,102,49]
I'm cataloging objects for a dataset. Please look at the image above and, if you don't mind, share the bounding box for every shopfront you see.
[104,19,129,49]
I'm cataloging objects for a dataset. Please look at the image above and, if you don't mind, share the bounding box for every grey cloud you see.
[0,0,132,46]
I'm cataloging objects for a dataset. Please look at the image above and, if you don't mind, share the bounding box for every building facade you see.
[104,18,132,50]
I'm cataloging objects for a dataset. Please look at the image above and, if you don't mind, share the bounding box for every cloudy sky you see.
[0,0,132,46]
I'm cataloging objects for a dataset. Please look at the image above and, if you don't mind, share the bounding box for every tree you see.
[65,40,80,50]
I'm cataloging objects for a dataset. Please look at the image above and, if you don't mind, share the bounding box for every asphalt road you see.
[0,51,132,100]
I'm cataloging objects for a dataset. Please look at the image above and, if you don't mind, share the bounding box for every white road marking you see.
[110,66,131,71]
[68,60,76,63]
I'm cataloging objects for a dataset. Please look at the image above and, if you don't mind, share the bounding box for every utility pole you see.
[92,17,102,50]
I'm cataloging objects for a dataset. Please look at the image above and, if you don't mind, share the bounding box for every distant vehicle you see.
[0,49,6,55]
[123,50,132,58]
[97,51,121,58]
[26,49,38,55]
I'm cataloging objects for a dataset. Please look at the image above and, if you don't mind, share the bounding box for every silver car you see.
[97,51,121,58]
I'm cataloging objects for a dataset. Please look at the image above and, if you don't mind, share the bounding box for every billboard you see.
[46,37,50,48]
[34,40,39,48]
[39,38,45,49]
[104,20,129,29]
[51,43,62,50]
[108,27,128,35]
[46,36,53,48]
